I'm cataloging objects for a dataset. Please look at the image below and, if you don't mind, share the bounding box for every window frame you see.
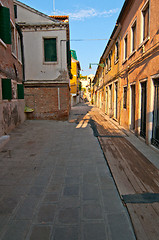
[17,32,22,63]
[115,40,119,64]
[105,58,108,73]
[10,20,17,57]
[124,34,128,61]
[131,18,137,53]
[108,51,112,70]
[43,37,58,64]
[141,0,150,43]
[123,86,127,109]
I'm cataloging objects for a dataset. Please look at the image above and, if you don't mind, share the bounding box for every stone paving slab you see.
[0,103,136,240]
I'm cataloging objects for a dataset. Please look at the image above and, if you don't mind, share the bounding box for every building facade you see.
[0,0,25,137]
[94,0,159,148]
[14,0,71,120]
[70,50,81,106]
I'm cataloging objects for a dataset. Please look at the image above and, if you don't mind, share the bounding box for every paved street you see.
[0,103,136,240]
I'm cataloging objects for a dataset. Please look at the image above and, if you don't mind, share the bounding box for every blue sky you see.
[20,0,125,76]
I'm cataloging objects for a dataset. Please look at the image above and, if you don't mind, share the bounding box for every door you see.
[130,85,136,130]
[152,79,159,148]
[105,87,108,114]
[140,82,147,138]
[109,85,113,117]
[114,82,118,119]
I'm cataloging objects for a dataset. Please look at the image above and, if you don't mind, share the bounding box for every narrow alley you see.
[0,102,159,240]
[0,103,137,240]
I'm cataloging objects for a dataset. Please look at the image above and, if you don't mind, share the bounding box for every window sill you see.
[114,59,119,65]
[129,50,136,59]
[0,39,7,49]
[138,36,150,49]
[122,58,127,65]
[43,61,58,65]
[18,59,22,65]
[12,52,17,59]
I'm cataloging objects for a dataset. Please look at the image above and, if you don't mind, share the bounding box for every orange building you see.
[94,0,159,148]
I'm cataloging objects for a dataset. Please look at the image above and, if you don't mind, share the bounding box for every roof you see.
[14,0,62,24]
[50,16,69,23]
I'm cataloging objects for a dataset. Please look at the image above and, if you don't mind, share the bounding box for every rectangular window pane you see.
[44,38,57,62]
[143,4,149,40]
[132,22,136,51]
[124,36,127,59]
[123,86,127,109]
[115,41,119,61]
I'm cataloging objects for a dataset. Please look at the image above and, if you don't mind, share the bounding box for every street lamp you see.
[89,63,105,69]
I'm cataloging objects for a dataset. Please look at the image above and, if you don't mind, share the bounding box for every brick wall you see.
[24,83,70,120]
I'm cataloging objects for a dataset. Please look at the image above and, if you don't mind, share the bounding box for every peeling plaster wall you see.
[0,100,25,136]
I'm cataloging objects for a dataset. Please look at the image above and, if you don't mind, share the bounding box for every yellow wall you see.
[70,60,78,94]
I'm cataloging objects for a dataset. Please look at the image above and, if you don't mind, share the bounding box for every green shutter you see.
[44,38,57,62]
[0,6,11,44]
[2,79,12,100]
[17,84,24,99]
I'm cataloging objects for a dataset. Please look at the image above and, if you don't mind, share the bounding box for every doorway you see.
[152,79,159,148]
[140,81,147,138]
[130,84,136,130]
[114,82,118,119]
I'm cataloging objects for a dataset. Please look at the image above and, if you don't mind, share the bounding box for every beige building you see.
[94,0,159,148]
[14,0,71,120]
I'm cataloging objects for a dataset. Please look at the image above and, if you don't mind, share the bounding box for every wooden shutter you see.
[17,84,24,99]
[0,6,11,44]
[44,38,57,62]
[2,79,12,100]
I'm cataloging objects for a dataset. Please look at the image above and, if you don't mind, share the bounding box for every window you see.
[11,22,16,55]
[17,33,22,62]
[141,1,149,41]
[123,86,127,109]
[44,38,57,62]
[131,21,137,52]
[115,41,119,62]
[108,52,112,70]
[105,58,108,72]
[0,6,11,44]
[1,78,12,100]
[124,35,128,60]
